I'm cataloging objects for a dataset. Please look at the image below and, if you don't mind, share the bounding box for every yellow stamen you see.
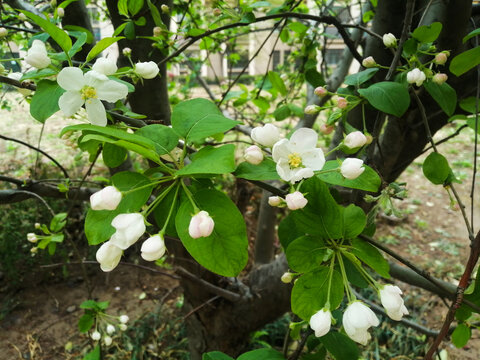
[288,153,302,168]
[81,86,97,100]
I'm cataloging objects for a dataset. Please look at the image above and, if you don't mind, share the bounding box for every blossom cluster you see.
[90,313,130,346]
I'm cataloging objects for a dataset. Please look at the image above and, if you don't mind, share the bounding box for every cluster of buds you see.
[90,314,130,346]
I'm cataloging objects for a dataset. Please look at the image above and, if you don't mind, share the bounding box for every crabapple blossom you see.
[244,145,263,165]
[141,234,166,261]
[362,56,376,68]
[272,128,325,183]
[310,309,332,337]
[341,158,365,180]
[27,233,38,243]
[91,331,101,341]
[103,335,112,346]
[433,73,448,85]
[57,67,128,126]
[135,61,160,79]
[343,301,380,345]
[119,315,129,323]
[382,33,396,48]
[0,28,7,37]
[122,47,132,56]
[189,211,215,239]
[96,241,123,272]
[92,57,117,75]
[268,196,282,207]
[106,324,116,335]
[304,105,320,115]
[337,97,348,109]
[320,123,334,135]
[250,124,280,147]
[285,191,308,210]
[25,40,51,69]
[109,213,146,250]
[90,186,122,210]
[406,68,426,87]
[281,272,293,283]
[314,86,327,97]
[57,7,64,17]
[379,284,409,321]
[344,131,367,149]
[434,52,448,65]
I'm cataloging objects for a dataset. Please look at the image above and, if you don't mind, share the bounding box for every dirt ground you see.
[1,92,480,359]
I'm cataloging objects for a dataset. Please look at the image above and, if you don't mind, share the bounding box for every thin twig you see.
[183,296,220,320]
[9,190,55,217]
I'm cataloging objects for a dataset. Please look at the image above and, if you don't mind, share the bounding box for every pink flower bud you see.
[314,86,327,97]
[432,73,448,85]
[320,123,335,135]
[213,8,222,16]
[337,97,348,109]
[285,191,308,210]
[189,211,214,239]
[434,52,448,65]
[244,145,263,165]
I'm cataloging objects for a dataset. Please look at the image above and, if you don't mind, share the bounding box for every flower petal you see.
[85,99,107,126]
[272,139,292,162]
[96,79,129,103]
[84,70,108,88]
[276,159,292,182]
[290,128,318,152]
[58,91,84,116]
[302,149,325,171]
[57,67,85,91]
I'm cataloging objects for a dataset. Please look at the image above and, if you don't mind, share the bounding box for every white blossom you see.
[281,272,293,283]
[362,56,376,68]
[122,47,132,57]
[272,128,325,183]
[285,191,308,210]
[90,186,122,211]
[383,33,397,48]
[406,68,426,87]
[135,61,159,79]
[103,335,112,346]
[189,211,214,239]
[57,67,128,126]
[268,196,282,207]
[0,28,7,37]
[109,213,146,250]
[244,145,263,165]
[250,124,280,147]
[344,131,367,149]
[106,324,116,335]
[119,323,127,331]
[141,234,166,261]
[314,86,327,97]
[343,302,380,345]
[92,57,117,75]
[433,73,448,85]
[341,158,365,180]
[96,241,123,272]
[379,284,409,321]
[25,40,51,69]
[119,315,129,324]
[91,331,101,341]
[57,7,64,17]
[337,97,348,109]
[27,233,38,243]
[310,309,332,337]
[434,52,448,65]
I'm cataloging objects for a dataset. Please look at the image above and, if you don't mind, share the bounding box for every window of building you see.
[324,48,343,66]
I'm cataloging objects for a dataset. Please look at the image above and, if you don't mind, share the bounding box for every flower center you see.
[288,153,302,168]
[81,86,97,100]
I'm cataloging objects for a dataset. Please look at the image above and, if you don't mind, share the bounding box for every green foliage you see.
[176,145,236,176]
[319,331,359,360]
[412,22,442,43]
[317,161,381,193]
[451,323,471,348]
[30,80,64,123]
[234,159,280,181]
[286,236,326,273]
[450,46,480,76]
[424,80,457,116]
[344,68,379,87]
[422,152,452,185]
[358,82,410,117]
[86,37,124,62]
[350,238,390,278]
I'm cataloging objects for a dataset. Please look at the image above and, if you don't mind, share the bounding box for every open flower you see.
[25,40,51,69]
[343,301,380,345]
[310,308,332,337]
[189,210,214,239]
[96,241,123,272]
[272,128,325,183]
[379,284,409,321]
[341,158,365,180]
[57,67,128,126]
[109,213,146,250]
[407,68,426,87]
[141,234,166,261]
[90,186,122,210]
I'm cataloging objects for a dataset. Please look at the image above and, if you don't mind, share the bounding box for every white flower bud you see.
[34,223,41,229]
[119,315,129,324]
[141,234,166,261]
[343,302,379,345]
[362,56,376,68]
[268,196,282,207]
[344,131,367,149]
[310,308,332,337]
[135,61,160,79]
[188,211,214,239]
[0,28,7,37]
[244,145,263,165]
[92,57,117,75]
[30,247,38,254]
[106,324,116,335]
[382,33,397,48]
[304,104,320,115]
[27,233,38,243]
[281,272,293,283]
[19,13,28,21]
[161,4,169,13]
[432,73,448,85]
[337,97,348,109]
[119,323,127,331]
[96,241,123,272]
[57,7,64,17]
[25,40,51,69]
[341,158,365,180]
[153,26,163,37]
[250,124,280,147]
[122,47,132,57]
[91,331,101,341]
[90,186,122,211]
[314,86,327,97]
[434,52,448,65]
[109,213,146,250]
[103,335,112,346]
[379,284,409,321]
[285,191,308,210]
[406,68,426,87]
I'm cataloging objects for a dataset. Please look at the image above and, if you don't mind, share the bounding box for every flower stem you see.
[181,179,199,213]
[336,251,355,303]
[341,249,379,291]
[142,180,178,217]
[160,184,180,235]
[122,176,173,195]
[325,252,336,310]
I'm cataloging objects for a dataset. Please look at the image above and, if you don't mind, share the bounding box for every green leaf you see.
[202,352,234,360]
[288,22,308,35]
[317,161,381,192]
[305,68,325,88]
[412,22,442,43]
[20,68,57,81]
[128,0,144,16]
[135,124,179,155]
[278,214,303,249]
[175,189,248,277]
[20,10,72,53]
[237,348,285,360]
[424,80,457,116]
[422,152,451,185]
[234,159,280,181]
[342,205,366,239]
[459,97,479,114]
[344,68,379,87]
[290,177,343,240]
[86,37,124,62]
[102,143,127,168]
[176,145,235,176]
[118,0,129,16]
[291,267,344,320]
[30,80,64,123]
[351,238,390,278]
[85,172,153,245]
[451,323,471,348]
[358,82,410,117]
[83,345,100,360]
[50,212,67,232]
[124,21,136,40]
[63,25,94,44]
[252,98,270,112]
[286,236,326,273]
[463,28,480,43]
[78,314,94,333]
[268,71,287,96]
[273,105,291,121]
[450,47,480,77]
[171,98,239,143]
[319,332,359,360]
[146,0,163,26]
